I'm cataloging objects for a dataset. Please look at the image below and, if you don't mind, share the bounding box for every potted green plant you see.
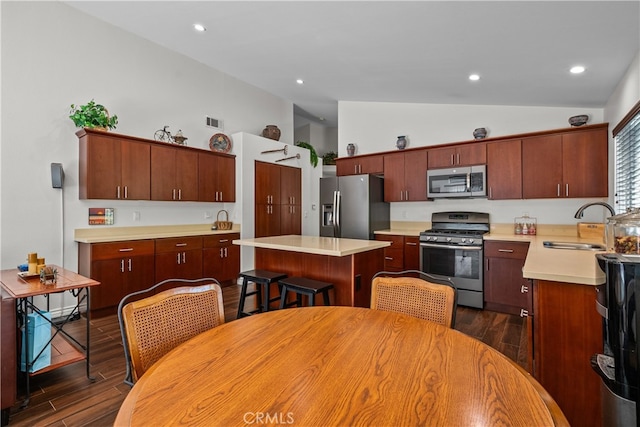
[295,141,318,168]
[69,99,118,130]
[322,151,338,165]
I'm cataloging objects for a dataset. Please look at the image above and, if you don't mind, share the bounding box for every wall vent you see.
[206,116,223,130]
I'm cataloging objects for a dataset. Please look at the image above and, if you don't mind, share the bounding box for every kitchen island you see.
[233,235,390,307]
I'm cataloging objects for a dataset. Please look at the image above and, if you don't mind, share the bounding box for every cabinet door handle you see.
[557,184,560,197]
[175,243,188,247]
[565,183,569,197]
[178,189,182,200]
[385,256,393,260]
[498,249,514,253]
[219,239,229,243]
[520,309,529,317]
[120,259,125,273]
[117,186,121,199]
[406,242,417,246]
[177,253,181,264]
[119,248,134,252]
[182,252,186,263]
[124,186,128,199]
[456,153,460,165]
[220,248,224,258]
[405,190,409,200]
[173,189,176,200]
[489,187,492,199]
[128,258,132,272]
[224,247,228,257]
[219,191,223,200]
[521,285,529,293]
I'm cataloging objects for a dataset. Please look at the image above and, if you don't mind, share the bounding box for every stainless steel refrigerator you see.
[320,174,389,240]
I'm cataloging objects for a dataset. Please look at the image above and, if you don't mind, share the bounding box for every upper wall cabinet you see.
[522,127,608,199]
[77,129,236,202]
[78,129,151,200]
[428,143,486,168]
[383,150,428,202]
[487,139,522,200]
[336,154,384,176]
[198,151,236,202]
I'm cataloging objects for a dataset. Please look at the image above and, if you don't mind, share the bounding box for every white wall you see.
[338,101,615,224]
[0,1,293,275]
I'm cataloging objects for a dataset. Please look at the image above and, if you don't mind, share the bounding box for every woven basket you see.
[215,210,233,230]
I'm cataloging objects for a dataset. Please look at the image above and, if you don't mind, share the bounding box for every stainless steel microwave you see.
[427,165,487,198]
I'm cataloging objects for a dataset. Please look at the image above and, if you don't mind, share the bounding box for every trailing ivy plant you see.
[295,141,318,167]
[69,99,118,130]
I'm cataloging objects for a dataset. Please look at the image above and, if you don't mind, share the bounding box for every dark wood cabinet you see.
[198,152,236,202]
[336,154,384,176]
[375,234,420,271]
[154,236,203,284]
[383,150,428,202]
[522,127,608,199]
[428,143,486,168]
[77,240,155,317]
[533,279,603,427]
[203,233,240,286]
[151,145,198,201]
[487,139,522,200]
[255,161,301,238]
[484,241,531,316]
[78,130,151,200]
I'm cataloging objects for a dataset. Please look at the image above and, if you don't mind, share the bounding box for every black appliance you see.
[593,253,640,426]
[419,212,489,308]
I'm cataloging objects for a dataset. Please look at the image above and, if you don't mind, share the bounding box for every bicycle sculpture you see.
[154,126,188,145]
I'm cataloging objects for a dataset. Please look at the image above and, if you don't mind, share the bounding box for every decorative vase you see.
[346,143,356,157]
[568,115,589,127]
[473,128,487,140]
[262,125,281,141]
[396,136,407,150]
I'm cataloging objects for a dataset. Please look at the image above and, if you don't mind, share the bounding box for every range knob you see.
[431,236,438,242]
[461,238,467,243]
[446,237,452,242]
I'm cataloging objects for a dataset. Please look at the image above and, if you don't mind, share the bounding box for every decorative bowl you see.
[569,115,589,127]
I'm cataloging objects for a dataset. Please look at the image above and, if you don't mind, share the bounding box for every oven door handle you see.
[420,243,483,251]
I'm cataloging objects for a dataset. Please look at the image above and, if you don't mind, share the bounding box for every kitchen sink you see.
[543,241,606,251]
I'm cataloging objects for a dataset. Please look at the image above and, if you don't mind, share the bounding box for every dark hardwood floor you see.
[7,284,527,426]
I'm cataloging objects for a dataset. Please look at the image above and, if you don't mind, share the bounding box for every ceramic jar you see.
[346,143,356,157]
[396,136,407,150]
[473,128,487,140]
[262,125,281,141]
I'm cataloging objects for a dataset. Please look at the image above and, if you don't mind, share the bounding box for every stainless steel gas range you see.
[419,212,490,309]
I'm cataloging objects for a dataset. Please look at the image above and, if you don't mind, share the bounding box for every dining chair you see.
[371,270,457,328]
[117,278,225,385]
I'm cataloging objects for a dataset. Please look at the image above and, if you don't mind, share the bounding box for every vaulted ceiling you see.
[66,1,640,128]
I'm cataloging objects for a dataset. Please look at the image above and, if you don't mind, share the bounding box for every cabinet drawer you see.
[484,241,529,259]
[375,234,403,249]
[383,248,404,269]
[203,233,240,248]
[155,236,203,253]
[90,240,155,260]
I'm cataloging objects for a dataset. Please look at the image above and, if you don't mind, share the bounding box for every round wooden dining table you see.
[115,306,567,426]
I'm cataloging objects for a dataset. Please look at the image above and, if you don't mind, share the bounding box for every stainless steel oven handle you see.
[420,243,483,251]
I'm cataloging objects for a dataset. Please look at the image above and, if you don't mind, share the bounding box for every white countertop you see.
[233,235,390,257]
[74,224,240,243]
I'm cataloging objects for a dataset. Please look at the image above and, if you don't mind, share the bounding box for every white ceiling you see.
[65,1,640,128]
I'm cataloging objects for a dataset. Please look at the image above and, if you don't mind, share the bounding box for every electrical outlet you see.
[204,211,212,219]
[133,211,140,221]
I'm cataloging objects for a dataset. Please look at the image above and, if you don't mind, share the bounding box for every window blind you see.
[614,103,640,213]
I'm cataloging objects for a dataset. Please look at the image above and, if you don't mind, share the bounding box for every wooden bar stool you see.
[279,277,334,308]
[237,270,288,318]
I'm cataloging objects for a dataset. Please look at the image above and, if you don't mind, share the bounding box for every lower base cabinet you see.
[203,233,240,286]
[532,279,602,427]
[484,241,531,316]
[374,234,420,272]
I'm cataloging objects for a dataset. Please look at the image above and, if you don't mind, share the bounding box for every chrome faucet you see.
[574,202,616,219]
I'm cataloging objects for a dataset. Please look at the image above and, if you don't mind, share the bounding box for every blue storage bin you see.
[21,311,52,373]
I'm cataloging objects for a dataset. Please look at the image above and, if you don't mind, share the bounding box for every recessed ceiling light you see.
[296,79,304,85]
[570,65,585,74]
[193,23,206,32]
[469,74,480,81]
